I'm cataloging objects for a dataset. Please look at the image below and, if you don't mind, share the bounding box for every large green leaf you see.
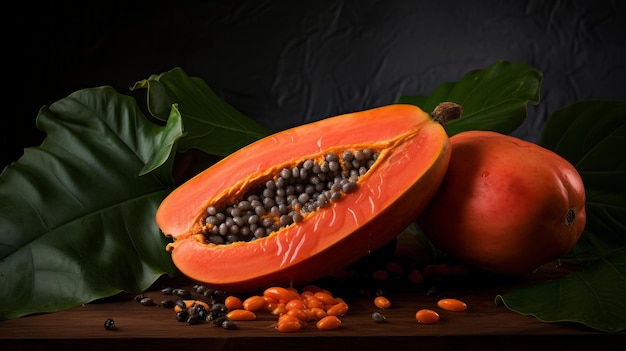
[131,67,271,156]
[495,247,626,333]
[0,87,182,320]
[398,60,542,136]
[539,100,626,255]
[496,100,626,332]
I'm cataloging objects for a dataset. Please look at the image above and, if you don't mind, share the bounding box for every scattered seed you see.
[372,311,386,323]
[264,287,300,303]
[416,309,440,324]
[221,319,238,330]
[187,314,201,325]
[374,296,391,309]
[285,299,306,311]
[242,295,267,311]
[437,298,468,312]
[326,302,349,316]
[224,296,244,310]
[312,291,336,306]
[316,315,342,330]
[385,261,404,276]
[277,319,303,333]
[140,297,156,306]
[104,318,116,330]
[173,288,191,298]
[425,263,453,276]
[209,315,229,326]
[226,309,257,321]
[174,299,187,311]
[310,307,327,320]
[197,306,209,321]
[408,268,424,285]
[161,299,176,309]
[211,303,229,314]
[176,310,189,322]
[372,269,390,281]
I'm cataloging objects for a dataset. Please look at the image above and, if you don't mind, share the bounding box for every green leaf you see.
[0,86,180,320]
[131,67,271,156]
[139,103,186,177]
[539,100,626,255]
[495,247,626,333]
[398,60,542,136]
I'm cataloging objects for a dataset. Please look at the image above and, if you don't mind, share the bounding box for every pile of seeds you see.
[141,284,238,329]
[203,148,379,245]
[130,251,473,331]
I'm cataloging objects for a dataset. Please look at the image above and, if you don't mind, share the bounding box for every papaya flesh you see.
[156,104,450,292]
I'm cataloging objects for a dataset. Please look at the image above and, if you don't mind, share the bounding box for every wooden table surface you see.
[1,263,624,351]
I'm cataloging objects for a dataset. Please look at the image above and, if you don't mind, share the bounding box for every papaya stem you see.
[431,102,463,126]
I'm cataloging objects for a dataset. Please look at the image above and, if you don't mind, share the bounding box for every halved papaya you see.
[156,104,450,292]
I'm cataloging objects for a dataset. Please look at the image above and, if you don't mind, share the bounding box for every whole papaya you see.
[417,130,586,275]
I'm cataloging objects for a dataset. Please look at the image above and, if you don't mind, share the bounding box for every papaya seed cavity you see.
[201,148,381,245]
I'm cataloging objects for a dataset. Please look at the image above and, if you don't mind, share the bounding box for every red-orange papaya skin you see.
[417,131,586,275]
[156,104,451,292]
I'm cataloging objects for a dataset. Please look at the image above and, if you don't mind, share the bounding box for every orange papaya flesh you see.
[156,104,450,292]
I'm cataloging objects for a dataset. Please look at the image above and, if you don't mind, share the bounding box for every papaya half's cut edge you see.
[156,103,432,238]
[156,104,450,291]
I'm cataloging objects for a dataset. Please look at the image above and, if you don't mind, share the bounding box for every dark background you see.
[3,0,626,170]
